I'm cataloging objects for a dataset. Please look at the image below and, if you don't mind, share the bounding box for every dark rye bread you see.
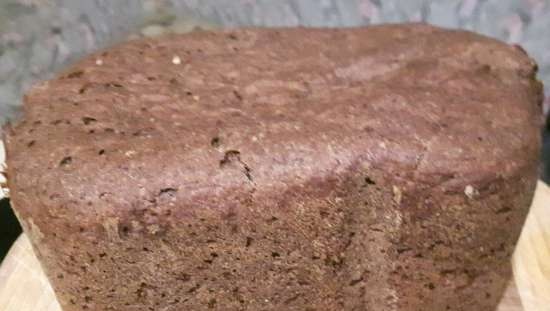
[4,24,542,311]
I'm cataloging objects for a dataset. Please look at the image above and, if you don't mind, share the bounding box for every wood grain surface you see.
[1,181,550,311]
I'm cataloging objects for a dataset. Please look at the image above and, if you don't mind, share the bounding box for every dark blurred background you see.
[1,0,550,262]
[0,200,21,261]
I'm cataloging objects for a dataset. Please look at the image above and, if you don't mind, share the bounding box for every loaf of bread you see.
[4,24,542,311]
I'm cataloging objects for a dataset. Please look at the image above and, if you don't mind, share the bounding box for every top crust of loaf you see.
[5,24,542,215]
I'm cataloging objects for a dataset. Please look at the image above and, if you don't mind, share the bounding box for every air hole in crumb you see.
[160,188,178,201]
[98,149,105,155]
[89,129,95,134]
[79,85,89,94]
[496,206,512,214]
[177,273,191,282]
[159,188,178,197]
[208,298,217,308]
[52,119,63,125]
[147,76,156,81]
[364,176,376,186]
[210,136,221,147]
[99,253,107,258]
[271,252,280,258]
[188,284,200,293]
[104,128,115,133]
[220,150,241,167]
[27,140,36,147]
[59,156,73,166]
[479,64,491,73]
[233,90,243,101]
[396,246,413,254]
[105,82,123,88]
[82,117,97,125]
[477,136,483,141]
[245,237,253,247]
[349,277,363,286]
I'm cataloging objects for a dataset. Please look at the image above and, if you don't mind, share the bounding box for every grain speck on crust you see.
[464,184,478,199]
[172,55,181,65]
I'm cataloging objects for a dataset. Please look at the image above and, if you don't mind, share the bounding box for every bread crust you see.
[4,24,542,310]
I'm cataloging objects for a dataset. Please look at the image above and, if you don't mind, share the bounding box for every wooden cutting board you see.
[1,181,549,311]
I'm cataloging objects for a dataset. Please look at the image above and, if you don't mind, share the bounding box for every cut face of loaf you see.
[4,24,542,311]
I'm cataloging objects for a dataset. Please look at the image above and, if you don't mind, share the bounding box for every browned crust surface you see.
[4,24,543,310]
